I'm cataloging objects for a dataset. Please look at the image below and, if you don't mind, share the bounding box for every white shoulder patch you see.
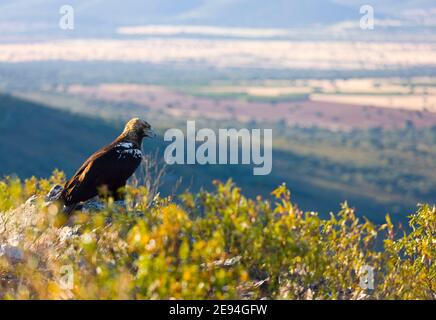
[116,146,142,160]
[116,142,135,149]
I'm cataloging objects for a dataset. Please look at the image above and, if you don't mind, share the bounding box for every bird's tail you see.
[63,203,78,215]
[59,190,80,215]
[45,185,78,215]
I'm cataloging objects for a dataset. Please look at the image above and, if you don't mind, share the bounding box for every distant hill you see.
[0,0,352,30]
[167,0,357,28]
[0,0,433,36]
[0,94,120,177]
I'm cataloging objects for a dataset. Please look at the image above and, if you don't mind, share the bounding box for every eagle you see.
[60,118,155,214]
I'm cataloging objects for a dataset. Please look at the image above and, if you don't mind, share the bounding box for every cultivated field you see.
[64,81,436,131]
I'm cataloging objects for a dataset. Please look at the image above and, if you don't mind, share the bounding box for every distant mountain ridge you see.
[0,0,434,36]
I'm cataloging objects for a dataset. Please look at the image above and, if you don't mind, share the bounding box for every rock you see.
[0,245,24,262]
[45,185,63,202]
[25,195,38,205]
[58,226,80,243]
[42,185,128,213]
[81,199,105,212]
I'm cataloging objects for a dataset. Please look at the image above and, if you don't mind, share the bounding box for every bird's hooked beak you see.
[144,127,156,138]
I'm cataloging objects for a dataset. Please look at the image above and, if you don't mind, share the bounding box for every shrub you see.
[0,173,434,299]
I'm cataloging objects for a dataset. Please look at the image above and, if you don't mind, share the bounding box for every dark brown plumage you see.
[60,118,154,214]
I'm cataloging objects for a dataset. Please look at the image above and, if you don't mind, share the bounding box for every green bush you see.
[0,173,434,299]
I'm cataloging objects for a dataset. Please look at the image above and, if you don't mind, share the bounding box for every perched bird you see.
[60,118,155,214]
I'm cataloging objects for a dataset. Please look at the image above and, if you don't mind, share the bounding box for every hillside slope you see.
[0,94,120,177]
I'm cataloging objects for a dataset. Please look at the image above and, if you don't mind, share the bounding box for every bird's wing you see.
[61,151,106,204]
[62,144,142,204]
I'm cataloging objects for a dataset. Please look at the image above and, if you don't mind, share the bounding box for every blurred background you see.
[0,0,435,223]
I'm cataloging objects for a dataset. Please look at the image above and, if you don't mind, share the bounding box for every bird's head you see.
[122,118,155,144]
